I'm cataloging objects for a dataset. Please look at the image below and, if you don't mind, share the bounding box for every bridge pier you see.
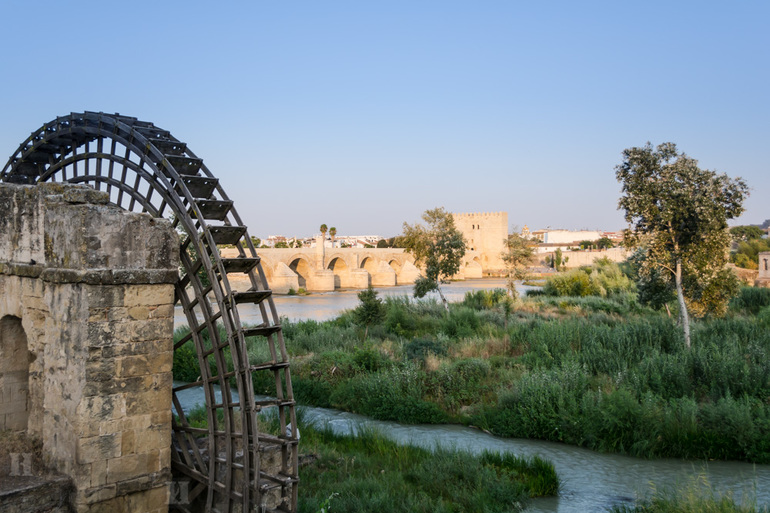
[307,269,335,292]
[370,261,397,287]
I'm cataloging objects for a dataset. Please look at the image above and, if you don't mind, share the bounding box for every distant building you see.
[452,212,508,275]
[529,229,602,244]
[311,235,384,249]
[527,228,608,254]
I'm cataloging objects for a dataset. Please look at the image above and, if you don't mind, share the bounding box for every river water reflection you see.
[173,279,770,511]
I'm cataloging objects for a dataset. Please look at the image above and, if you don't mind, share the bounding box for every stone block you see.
[77,433,122,464]
[85,357,117,384]
[77,394,126,424]
[86,286,125,308]
[90,459,109,488]
[120,414,152,432]
[125,387,171,416]
[79,483,117,505]
[148,304,174,319]
[124,485,169,513]
[123,285,174,308]
[121,429,136,455]
[102,340,169,358]
[106,450,160,483]
[126,318,174,343]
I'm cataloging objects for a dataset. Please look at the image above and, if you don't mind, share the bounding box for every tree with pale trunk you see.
[401,207,466,312]
[616,142,748,347]
[501,233,536,301]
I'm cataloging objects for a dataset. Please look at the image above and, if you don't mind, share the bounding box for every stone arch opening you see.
[289,257,312,289]
[0,315,32,431]
[361,257,377,286]
[361,257,377,274]
[389,259,402,275]
[328,257,349,289]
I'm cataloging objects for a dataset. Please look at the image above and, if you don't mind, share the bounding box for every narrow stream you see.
[174,383,770,512]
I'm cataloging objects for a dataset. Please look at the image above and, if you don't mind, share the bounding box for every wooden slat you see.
[231,290,271,305]
[153,139,187,155]
[182,175,219,198]
[242,325,281,338]
[196,200,232,220]
[209,225,247,245]
[166,155,203,175]
[221,257,259,273]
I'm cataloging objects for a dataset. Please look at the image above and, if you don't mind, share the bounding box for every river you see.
[174,278,531,325]
[173,383,770,513]
[173,278,770,511]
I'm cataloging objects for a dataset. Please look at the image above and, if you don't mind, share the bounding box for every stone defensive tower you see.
[452,212,508,276]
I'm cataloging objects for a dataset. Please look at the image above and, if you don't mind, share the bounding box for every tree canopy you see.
[616,142,748,346]
[401,207,466,311]
[730,225,766,242]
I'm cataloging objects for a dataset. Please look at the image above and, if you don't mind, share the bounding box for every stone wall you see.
[0,183,178,513]
[757,252,770,288]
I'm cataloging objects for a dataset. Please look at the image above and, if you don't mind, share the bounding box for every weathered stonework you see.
[0,183,178,513]
[756,252,770,288]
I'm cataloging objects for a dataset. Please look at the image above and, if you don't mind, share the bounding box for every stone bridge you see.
[224,236,493,293]
[223,237,422,293]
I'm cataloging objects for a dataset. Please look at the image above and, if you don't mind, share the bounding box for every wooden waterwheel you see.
[1,112,298,513]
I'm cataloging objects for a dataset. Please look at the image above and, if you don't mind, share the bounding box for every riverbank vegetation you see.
[298,422,558,512]
[180,405,558,512]
[172,274,770,464]
[611,476,767,513]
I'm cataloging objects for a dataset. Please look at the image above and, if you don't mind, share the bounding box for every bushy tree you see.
[501,233,535,300]
[731,238,770,270]
[616,142,748,347]
[402,207,466,311]
[730,225,765,242]
[354,286,386,341]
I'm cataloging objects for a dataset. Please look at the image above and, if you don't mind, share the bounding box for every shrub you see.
[462,288,508,310]
[405,337,448,361]
[729,287,770,315]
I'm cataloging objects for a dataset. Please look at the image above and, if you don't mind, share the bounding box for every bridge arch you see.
[0,112,297,512]
[289,256,313,289]
[327,256,348,289]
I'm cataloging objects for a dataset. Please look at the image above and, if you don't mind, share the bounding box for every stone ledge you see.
[0,262,44,278]
[0,264,178,284]
[0,474,73,513]
[40,268,179,285]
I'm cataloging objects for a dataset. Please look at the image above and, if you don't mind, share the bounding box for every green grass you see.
[612,475,767,512]
[297,421,559,512]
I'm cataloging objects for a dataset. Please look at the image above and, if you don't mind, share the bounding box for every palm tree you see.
[320,224,328,244]
[329,227,337,247]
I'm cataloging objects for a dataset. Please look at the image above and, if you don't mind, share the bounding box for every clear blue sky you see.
[1,1,767,238]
